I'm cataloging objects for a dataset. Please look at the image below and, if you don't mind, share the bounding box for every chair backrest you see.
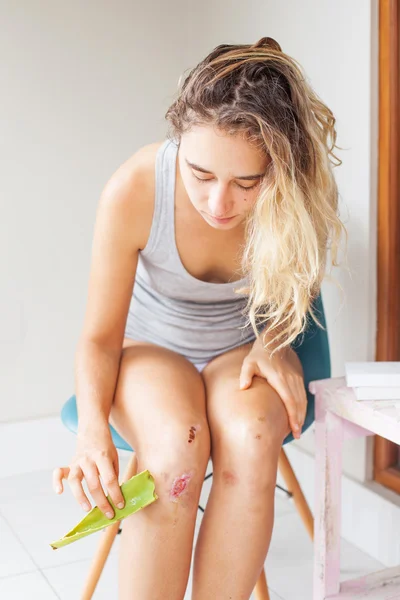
[280,292,331,445]
[293,292,331,389]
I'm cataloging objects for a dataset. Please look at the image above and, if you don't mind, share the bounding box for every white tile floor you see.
[0,455,384,600]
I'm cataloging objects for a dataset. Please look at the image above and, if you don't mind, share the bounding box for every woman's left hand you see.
[239,339,307,440]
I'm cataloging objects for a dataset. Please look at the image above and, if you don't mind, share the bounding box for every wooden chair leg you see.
[254,567,270,600]
[80,453,138,600]
[278,448,314,539]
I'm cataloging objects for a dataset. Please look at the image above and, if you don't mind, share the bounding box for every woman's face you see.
[178,125,270,230]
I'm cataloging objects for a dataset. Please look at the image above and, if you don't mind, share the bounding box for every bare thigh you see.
[109,338,211,510]
[201,343,292,482]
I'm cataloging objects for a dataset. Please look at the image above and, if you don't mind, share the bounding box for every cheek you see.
[181,174,205,206]
[186,185,207,211]
[190,188,207,206]
[237,192,258,212]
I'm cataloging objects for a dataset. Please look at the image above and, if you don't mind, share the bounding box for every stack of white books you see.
[345,362,400,401]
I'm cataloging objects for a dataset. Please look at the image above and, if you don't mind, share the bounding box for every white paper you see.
[345,362,400,388]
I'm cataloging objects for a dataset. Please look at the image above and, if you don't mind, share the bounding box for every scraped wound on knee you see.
[187,423,201,444]
[169,472,192,502]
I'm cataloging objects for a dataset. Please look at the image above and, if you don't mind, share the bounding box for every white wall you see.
[0,1,189,422]
[1,1,379,483]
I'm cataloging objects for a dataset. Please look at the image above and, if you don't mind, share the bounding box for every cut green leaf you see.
[50,470,158,550]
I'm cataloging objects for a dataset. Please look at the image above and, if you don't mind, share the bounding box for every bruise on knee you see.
[222,469,238,486]
[187,423,201,444]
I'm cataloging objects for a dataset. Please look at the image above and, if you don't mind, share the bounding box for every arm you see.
[75,149,153,433]
[53,143,159,516]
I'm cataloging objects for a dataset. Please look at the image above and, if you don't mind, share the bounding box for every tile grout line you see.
[0,569,38,581]
[38,549,119,573]
[0,506,38,580]
[37,569,62,599]
[268,584,286,600]
[0,511,60,598]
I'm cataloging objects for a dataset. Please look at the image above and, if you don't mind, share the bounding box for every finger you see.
[67,466,93,512]
[52,467,70,494]
[279,374,306,437]
[97,455,125,510]
[287,374,306,429]
[239,360,256,390]
[82,462,115,519]
[113,455,120,480]
[288,352,307,428]
[269,375,300,438]
[296,379,308,429]
[286,376,304,432]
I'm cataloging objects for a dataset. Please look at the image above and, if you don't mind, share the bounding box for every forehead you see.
[180,126,269,173]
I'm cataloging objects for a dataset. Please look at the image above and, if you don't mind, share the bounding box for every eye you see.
[236,181,259,191]
[193,174,213,184]
[193,173,259,190]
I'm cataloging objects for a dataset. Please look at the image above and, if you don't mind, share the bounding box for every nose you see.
[207,185,234,218]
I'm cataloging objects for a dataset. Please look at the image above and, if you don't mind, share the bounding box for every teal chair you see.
[60,293,330,600]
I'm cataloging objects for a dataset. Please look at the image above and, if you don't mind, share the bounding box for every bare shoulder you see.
[99,141,164,250]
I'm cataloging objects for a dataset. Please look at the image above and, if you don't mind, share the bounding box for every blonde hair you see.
[165,37,346,353]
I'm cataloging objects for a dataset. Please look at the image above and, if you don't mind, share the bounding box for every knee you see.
[137,420,211,512]
[242,417,284,460]
[215,412,287,490]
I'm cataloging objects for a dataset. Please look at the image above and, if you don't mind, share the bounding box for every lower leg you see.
[108,342,210,600]
[191,339,294,599]
[118,447,209,600]
[191,447,280,600]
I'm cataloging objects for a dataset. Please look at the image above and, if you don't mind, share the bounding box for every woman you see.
[53,37,344,599]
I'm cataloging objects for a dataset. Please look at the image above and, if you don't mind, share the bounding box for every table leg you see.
[314,395,344,600]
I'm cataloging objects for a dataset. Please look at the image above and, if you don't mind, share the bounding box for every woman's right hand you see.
[52,423,125,519]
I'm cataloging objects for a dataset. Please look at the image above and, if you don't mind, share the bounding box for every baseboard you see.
[2,417,399,566]
[280,445,400,567]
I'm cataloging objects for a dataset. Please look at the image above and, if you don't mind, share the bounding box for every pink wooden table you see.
[310,376,400,600]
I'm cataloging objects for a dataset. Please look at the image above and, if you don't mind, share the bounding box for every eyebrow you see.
[185,159,266,181]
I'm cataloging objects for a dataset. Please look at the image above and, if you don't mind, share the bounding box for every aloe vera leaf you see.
[50,469,158,550]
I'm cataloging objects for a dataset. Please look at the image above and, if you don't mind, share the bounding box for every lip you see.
[206,214,237,225]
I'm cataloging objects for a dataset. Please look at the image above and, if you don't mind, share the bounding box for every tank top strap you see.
[141,137,179,258]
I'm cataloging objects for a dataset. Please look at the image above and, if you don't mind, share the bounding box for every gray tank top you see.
[124,137,256,364]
